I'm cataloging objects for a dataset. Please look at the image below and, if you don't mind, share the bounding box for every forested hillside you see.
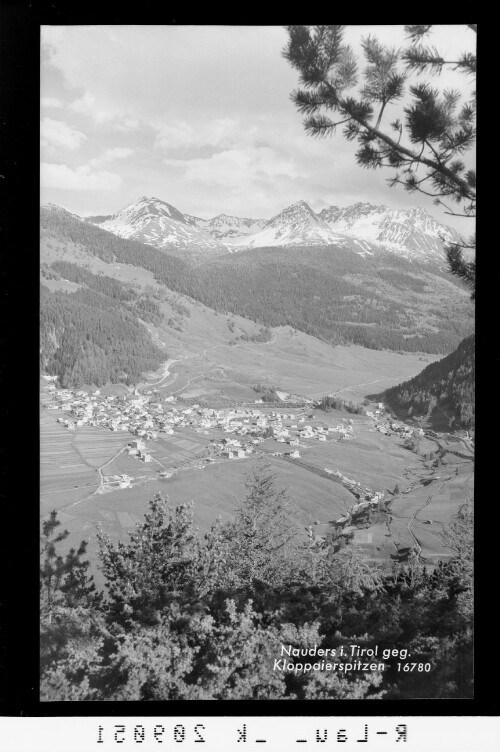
[41,207,473,358]
[376,335,475,429]
[40,280,165,388]
[197,247,472,354]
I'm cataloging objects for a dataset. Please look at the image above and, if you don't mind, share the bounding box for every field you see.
[43,254,441,404]
[141,321,440,405]
[40,413,99,513]
[41,414,145,515]
[41,395,473,587]
[285,411,420,491]
[42,449,357,589]
[40,275,470,586]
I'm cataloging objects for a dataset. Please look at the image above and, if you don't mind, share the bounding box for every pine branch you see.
[404,25,433,41]
[332,88,476,200]
[445,243,476,298]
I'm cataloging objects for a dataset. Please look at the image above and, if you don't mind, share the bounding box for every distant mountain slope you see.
[223,200,461,262]
[86,196,229,260]
[318,203,459,259]
[228,200,336,249]
[41,205,473,357]
[41,204,192,285]
[82,194,462,264]
[186,213,266,241]
[196,245,473,354]
[374,335,475,429]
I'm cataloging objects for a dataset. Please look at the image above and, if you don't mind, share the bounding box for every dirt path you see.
[57,446,128,513]
[141,326,281,395]
[332,375,408,398]
[405,479,449,560]
[143,358,180,387]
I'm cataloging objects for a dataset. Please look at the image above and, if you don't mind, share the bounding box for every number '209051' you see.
[97,724,206,743]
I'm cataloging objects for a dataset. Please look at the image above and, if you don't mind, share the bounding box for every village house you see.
[129,439,145,450]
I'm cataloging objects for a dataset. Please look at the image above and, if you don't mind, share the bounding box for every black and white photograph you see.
[39,24,475,702]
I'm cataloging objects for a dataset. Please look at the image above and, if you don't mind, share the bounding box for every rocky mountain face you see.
[76,195,461,264]
[186,213,267,240]
[227,201,461,262]
[228,201,336,249]
[40,202,473,359]
[318,203,460,260]
[86,196,228,260]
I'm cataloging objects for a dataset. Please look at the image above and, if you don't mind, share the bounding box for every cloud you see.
[40,25,475,232]
[89,147,134,167]
[69,92,140,130]
[41,97,63,109]
[165,146,302,188]
[41,162,122,191]
[154,118,257,152]
[41,118,87,150]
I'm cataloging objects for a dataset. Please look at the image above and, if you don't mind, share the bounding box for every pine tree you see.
[97,494,200,625]
[40,510,96,620]
[221,462,305,589]
[283,25,476,294]
[40,511,102,675]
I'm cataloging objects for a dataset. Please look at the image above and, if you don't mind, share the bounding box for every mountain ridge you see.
[41,205,473,359]
[74,195,462,264]
[84,196,229,260]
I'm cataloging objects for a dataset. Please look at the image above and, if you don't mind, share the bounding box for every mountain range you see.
[41,201,473,357]
[82,195,462,263]
[40,198,474,425]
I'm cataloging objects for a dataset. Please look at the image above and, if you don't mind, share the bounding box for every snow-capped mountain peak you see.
[317,203,460,259]
[184,212,267,241]
[79,194,462,263]
[86,196,228,260]
[110,196,188,225]
[227,200,335,248]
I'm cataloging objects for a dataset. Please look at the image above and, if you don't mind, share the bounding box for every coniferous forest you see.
[40,465,473,701]
[40,282,165,388]
[41,208,474,366]
[376,335,475,428]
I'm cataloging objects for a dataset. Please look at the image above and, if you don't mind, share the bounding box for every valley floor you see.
[40,334,472,588]
[140,321,441,403]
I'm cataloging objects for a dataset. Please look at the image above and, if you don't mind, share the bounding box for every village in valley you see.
[43,378,362,471]
[41,369,473,565]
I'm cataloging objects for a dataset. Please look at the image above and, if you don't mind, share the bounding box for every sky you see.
[41,25,476,233]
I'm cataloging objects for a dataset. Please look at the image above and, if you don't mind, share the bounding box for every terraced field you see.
[41,396,473,589]
[40,413,99,513]
[73,426,132,467]
[41,416,147,515]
